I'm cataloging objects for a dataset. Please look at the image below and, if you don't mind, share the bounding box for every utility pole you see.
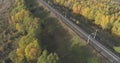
[87,30,98,45]
[93,30,98,38]
[87,35,91,44]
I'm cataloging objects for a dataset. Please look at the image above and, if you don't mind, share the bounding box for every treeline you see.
[8,0,60,63]
[53,0,120,37]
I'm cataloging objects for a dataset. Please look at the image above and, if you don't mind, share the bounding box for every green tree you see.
[114,46,120,53]
[37,50,60,63]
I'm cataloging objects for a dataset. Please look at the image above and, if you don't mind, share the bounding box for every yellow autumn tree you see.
[72,2,81,14]
[81,7,90,18]
[100,15,110,29]
[54,0,60,4]
[25,40,41,60]
[95,13,110,29]
[16,23,22,31]
[112,20,120,36]
[16,48,24,60]
[15,9,29,23]
[60,0,65,5]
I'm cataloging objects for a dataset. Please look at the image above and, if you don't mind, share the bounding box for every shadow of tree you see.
[40,18,93,63]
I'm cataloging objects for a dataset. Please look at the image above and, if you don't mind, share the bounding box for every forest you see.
[0,0,110,63]
[53,0,120,36]
[1,0,60,63]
